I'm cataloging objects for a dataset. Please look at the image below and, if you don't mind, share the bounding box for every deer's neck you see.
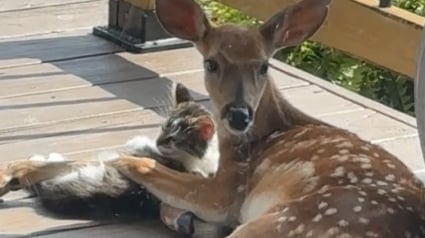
[252,79,325,141]
[211,79,329,182]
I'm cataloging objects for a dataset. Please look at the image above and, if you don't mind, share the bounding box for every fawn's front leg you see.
[111,154,238,224]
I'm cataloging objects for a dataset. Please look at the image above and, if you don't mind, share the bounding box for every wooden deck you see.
[0,0,423,237]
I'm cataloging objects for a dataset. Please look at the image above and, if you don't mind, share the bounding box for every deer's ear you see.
[155,0,210,42]
[259,0,330,51]
[175,83,194,104]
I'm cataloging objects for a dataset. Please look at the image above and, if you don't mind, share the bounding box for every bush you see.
[198,0,421,116]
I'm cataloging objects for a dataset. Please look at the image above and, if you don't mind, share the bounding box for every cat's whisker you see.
[152,98,171,118]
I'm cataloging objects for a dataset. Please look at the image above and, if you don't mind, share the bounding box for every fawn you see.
[2,0,425,237]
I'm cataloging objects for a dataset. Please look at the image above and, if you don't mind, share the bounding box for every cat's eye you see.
[259,62,269,75]
[204,59,218,73]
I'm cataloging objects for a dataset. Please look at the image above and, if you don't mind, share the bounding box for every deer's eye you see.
[204,59,218,73]
[259,62,269,75]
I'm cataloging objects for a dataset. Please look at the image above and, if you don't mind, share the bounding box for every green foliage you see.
[197,0,420,116]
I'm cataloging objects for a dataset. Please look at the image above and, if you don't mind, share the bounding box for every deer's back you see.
[240,125,425,228]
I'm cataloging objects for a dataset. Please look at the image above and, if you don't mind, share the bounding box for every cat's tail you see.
[26,136,162,219]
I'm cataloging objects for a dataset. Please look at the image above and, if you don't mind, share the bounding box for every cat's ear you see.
[193,116,215,141]
[175,83,194,104]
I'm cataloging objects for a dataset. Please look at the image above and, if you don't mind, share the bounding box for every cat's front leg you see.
[111,154,234,223]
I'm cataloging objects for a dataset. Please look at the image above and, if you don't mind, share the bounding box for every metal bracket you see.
[378,0,391,8]
[93,0,192,53]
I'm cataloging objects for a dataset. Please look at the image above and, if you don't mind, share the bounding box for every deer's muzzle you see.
[221,103,253,133]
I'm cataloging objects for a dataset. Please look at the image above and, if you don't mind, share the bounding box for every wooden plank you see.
[0,0,96,12]
[0,0,108,39]
[319,109,417,142]
[118,48,203,76]
[36,221,178,238]
[0,47,203,98]
[376,136,425,172]
[0,199,102,237]
[0,109,163,145]
[0,78,180,131]
[0,117,160,162]
[282,85,363,117]
[218,0,424,78]
[0,30,121,69]
[270,59,417,127]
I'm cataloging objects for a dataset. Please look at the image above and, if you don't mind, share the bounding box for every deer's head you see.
[155,0,330,135]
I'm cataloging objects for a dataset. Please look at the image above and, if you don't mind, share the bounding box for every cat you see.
[21,83,219,223]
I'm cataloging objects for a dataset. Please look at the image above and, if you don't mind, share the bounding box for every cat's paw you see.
[47,153,66,162]
[125,136,159,157]
[28,153,66,162]
[28,154,48,161]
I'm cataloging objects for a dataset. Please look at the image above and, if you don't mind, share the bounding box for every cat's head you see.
[156,83,215,160]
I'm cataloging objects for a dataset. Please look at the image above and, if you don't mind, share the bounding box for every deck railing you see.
[215,0,424,79]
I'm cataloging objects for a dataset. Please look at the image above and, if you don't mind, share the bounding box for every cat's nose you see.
[226,105,253,131]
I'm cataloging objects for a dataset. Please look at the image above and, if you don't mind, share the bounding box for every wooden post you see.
[415,22,425,179]
[93,0,191,53]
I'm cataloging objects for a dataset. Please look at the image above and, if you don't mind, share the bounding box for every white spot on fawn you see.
[255,158,270,174]
[365,172,374,177]
[318,202,328,210]
[347,172,358,183]
[330,166,345,178]
[387,208,395,214]
[359,217,370,224]
[353,206,362,212]
[338,220,349,227]
[385,174,396,181]
[324,208,338,215]
[362,178,372,184]
[278,216,287,223]
[366,231,379,237]
[336,141,353,148]
[312,214,322,222]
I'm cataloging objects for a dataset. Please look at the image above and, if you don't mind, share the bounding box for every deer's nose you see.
[226,105,253,131]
